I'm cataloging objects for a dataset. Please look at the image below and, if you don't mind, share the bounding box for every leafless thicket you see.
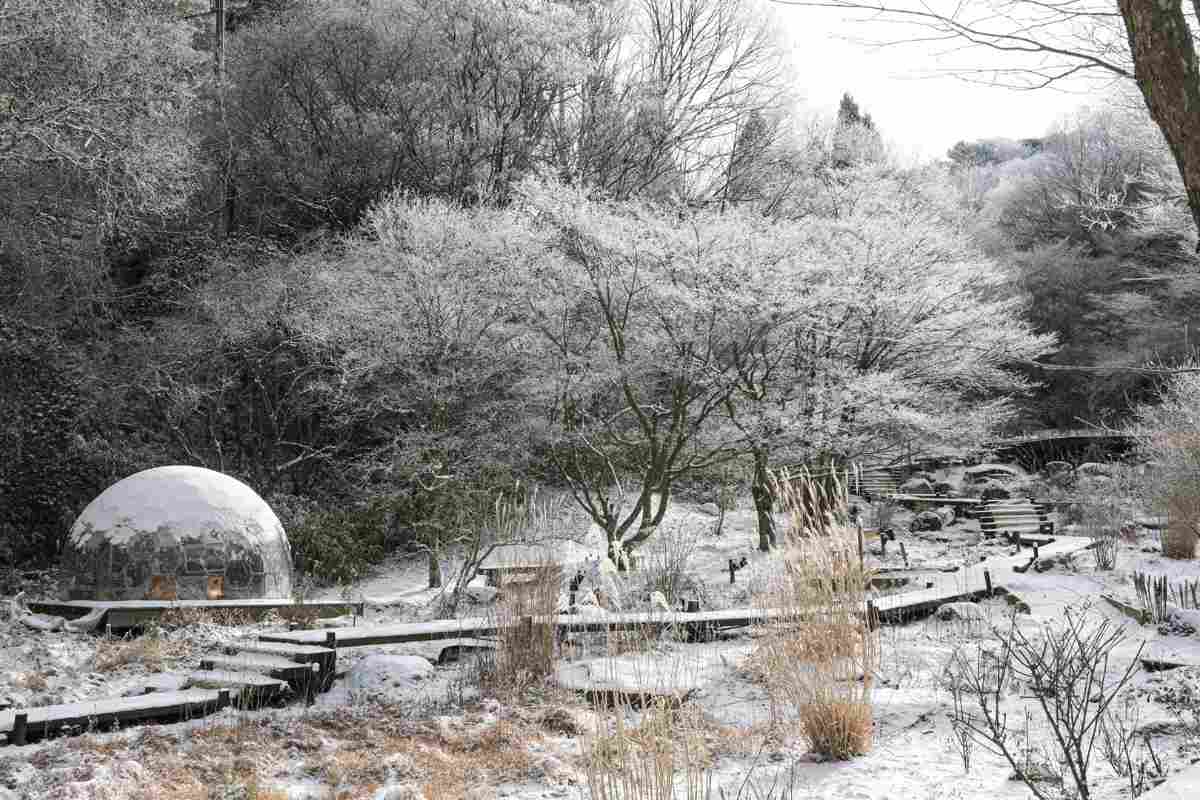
[946,606,1143,800]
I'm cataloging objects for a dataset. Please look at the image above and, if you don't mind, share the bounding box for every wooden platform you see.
[185,671,290,708]
[25,598,364,629]
[198,654,320,698]
[1,689,225,745]
[225,639,338,691]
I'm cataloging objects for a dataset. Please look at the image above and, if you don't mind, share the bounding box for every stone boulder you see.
[932,480,959,496]
[1043,461,1074,478]
[935,602,986,622]
[910,510,944,532]
[898,477,935,495]
[935,506,956,527]
[978,480,1011,502]
[1076,462,1113,478]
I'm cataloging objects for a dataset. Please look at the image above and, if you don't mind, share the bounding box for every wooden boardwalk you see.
[2,535,1094,747]
[26,598,364,629]
[264,536,1095,648]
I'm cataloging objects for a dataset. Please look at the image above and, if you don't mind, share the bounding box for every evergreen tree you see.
[832,92,883,168]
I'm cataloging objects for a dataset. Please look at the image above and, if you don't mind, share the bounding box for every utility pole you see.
[213,0,225,78]
[212,0,233,240]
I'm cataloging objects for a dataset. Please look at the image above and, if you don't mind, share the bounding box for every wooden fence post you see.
[12,713,27,746]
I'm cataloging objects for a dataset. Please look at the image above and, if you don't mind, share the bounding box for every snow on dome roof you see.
[64,466,293,601]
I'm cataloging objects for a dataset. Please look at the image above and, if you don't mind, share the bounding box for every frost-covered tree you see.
[518,181,750,563]
[561,0,787,199]
[224,0,588,231]
[718,166,1054,548]
[517,172,1051,555]
[0,0,204,325]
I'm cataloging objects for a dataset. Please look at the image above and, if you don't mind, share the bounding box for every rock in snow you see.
[346,655,435,700]
[935,602,986,622]
[910,511,943,532]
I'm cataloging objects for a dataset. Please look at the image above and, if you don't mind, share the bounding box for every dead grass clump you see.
[13,671,48,691]
[752,468,878,760]
[380,718,541,799]
[582,699,712,800]
[796,696,874,760]
[158,607,256,628]
[93,632,185,672]
[538,706,583,735]
[274,604,321,628]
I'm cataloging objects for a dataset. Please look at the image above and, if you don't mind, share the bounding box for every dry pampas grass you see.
[752,466,879,760]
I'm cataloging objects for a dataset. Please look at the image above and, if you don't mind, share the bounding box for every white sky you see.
[772,6,1107,162]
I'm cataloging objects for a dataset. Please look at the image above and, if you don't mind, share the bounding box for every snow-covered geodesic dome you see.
[62,466,293,601]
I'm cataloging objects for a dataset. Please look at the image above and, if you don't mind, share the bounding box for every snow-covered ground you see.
[4,462,1200,799]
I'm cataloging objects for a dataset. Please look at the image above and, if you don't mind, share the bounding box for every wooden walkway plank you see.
[1,689,224,745]
[185,671,289,708]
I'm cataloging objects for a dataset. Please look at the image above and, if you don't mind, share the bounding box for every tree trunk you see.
[1117,0,1200,249]
[752,447,776,552]
[427,549,442,588]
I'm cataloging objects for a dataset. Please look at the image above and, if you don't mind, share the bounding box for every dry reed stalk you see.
[483,560,562,699]
[583,698,712,800]
[1165,493,1200,560]
[752,468,878,759]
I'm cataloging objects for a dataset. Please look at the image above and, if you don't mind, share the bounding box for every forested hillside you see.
[3,0,1196,580]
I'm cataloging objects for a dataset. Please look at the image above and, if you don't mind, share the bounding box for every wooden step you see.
[199,654,320,697]
[1,689,225,746]
[226,639,337,691]
[185,671,290,708]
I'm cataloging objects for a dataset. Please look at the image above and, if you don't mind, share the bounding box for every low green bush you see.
[287,500,389,586]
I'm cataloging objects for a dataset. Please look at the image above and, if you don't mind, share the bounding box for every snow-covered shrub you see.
[636,520,704,608]
[947,605,1141,800]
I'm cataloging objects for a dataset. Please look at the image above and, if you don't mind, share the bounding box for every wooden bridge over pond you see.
[980,428,1136,469]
